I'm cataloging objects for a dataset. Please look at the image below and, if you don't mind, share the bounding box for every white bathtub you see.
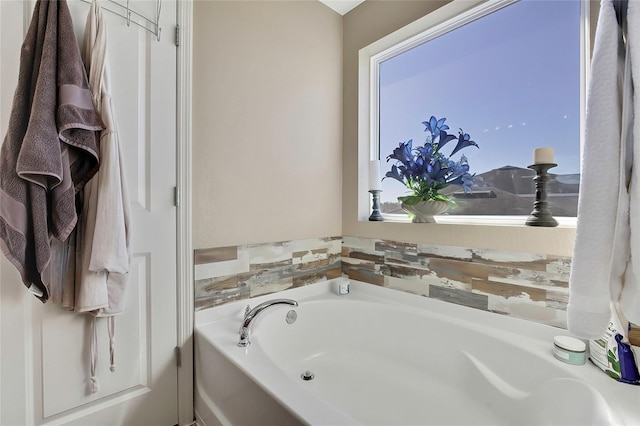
[194,279,640,426]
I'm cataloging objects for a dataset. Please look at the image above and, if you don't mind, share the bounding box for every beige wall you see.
[341,0,591,257]
[192,0,343,249]
[192,0,597,255]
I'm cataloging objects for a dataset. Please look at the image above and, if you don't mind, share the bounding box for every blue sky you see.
[379,0,581,202]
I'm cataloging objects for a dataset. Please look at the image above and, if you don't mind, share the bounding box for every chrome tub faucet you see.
[238,298,298,347]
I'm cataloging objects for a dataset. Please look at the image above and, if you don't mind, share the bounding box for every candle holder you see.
[525,163,558,227]
[368,190,383,221]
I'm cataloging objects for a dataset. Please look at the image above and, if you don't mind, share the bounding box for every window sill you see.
[379,214,577,228]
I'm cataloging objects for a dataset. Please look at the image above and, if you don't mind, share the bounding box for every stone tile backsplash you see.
[342,236,571,328]
[194,237,342,310]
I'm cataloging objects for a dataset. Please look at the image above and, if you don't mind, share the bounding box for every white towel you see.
[76,1,131,392]
[568,0,639,338]
[622,0,640,326]
[75,0,131,316]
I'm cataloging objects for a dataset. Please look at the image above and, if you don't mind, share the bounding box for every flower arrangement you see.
[384,116,479,206]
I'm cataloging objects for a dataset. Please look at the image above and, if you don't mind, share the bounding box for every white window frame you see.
[357,0,589,226]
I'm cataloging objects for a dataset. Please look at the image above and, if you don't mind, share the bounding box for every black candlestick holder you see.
[368,190,383,221]
[525,163,558,227]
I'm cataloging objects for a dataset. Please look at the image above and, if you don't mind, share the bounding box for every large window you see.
[374,0,584,218]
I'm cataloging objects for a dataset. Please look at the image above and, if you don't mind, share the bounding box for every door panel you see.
[0,1,178,424]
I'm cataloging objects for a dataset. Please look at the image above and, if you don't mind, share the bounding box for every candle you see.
[368,160,382,191]
[533,147,554,164]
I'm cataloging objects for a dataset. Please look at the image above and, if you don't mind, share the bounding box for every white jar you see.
[553,335,587,365]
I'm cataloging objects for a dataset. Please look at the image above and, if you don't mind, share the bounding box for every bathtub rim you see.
[195,278,640,426]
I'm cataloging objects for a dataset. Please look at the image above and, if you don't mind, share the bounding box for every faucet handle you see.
[243,304,251,319]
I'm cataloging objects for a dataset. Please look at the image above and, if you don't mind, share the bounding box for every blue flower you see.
[387,140,414,168]
[450,129,479,157]
[384,116,479,205]
[385,164,404,184]
[436,130,457,152]
[422,116,450,140]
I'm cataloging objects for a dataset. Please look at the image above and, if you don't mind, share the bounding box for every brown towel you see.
[0,0,104,302]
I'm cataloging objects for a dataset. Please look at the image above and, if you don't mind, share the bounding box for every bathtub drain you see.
[301,371,315,381]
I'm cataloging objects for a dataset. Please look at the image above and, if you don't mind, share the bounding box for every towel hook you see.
[125,0,131,26]
[155,0,162,42]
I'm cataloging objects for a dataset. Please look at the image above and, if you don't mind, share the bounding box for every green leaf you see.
[431,194,449,202]
[611,360,621,373]
[605,370,621,380]
[398,195,424,205]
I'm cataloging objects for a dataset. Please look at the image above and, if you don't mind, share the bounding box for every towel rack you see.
[79,0,162,41]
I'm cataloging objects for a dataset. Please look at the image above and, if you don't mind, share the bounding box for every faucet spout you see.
[238,298,298,347]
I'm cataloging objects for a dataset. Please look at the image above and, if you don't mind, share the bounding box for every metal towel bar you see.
[79,0,162,41]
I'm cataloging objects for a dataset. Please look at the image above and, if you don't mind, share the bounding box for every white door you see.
[0,1,179,424]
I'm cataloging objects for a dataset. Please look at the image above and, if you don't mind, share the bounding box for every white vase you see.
[401,200,449,223]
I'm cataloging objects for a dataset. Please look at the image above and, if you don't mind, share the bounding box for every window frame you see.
[357,0,589,225]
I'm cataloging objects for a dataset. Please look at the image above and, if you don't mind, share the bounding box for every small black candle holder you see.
[368,190,383,221]
[525,163,558,227]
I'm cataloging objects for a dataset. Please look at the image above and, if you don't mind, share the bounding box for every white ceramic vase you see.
[401,200,449,223]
